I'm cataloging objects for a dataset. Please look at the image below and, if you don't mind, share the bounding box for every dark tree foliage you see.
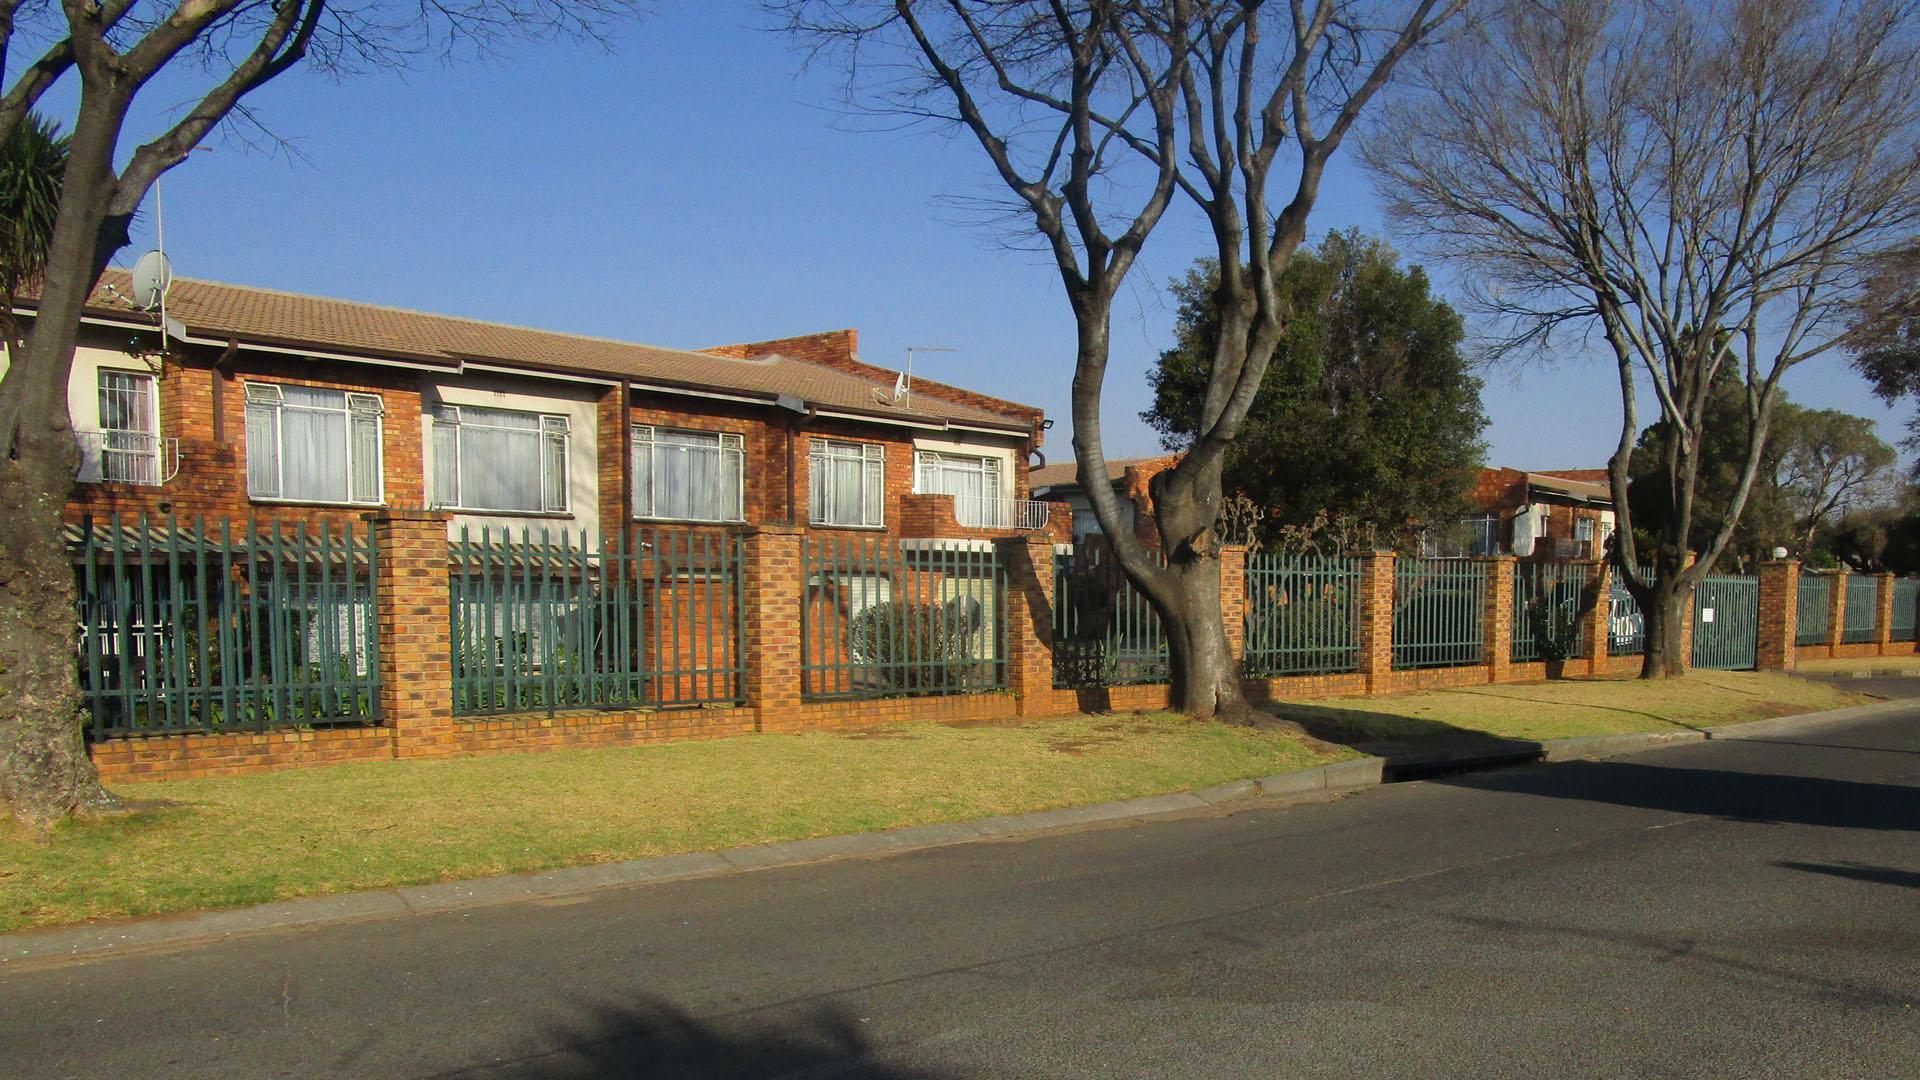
[1630,369,1893,570]
[1142,231,1486,549]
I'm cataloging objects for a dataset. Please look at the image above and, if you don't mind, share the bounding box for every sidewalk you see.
[6,696,1911,969]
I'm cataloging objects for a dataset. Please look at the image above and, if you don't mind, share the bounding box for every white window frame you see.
[631,425,747,523]
[431,404,572,515]
[92,368,161,484]
[809,438,886,528]
[243,382,386,506]
[914,450,1005,527]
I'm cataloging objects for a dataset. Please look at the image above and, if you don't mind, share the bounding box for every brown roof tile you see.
[68,271,1035,431]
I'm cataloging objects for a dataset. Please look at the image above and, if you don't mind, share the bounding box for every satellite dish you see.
[131,250,173,311]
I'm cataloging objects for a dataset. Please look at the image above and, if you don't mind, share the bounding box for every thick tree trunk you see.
[1161,552,1248,717]
[1635,574,1690,679]
[0,94,133,828]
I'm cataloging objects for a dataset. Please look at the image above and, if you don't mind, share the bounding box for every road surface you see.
[3,709,1916,1078]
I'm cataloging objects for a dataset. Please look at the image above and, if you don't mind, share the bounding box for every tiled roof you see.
[65,271,1034,431]
[1030,457,1152,489]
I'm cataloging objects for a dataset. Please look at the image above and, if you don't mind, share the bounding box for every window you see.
[433,405,571,514]
[91,370,160,483]
[632,425,745,522]
[1574,517,1595,542]
[244,383,384,505]
[915,451,1004,527]
[809,439,885,527]
[1464,512,1502,555]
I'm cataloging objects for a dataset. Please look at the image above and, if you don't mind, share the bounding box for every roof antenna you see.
[900,345,956,410]
[131,148,210,347]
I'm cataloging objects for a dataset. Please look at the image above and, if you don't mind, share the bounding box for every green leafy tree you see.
[1142,231,1486,550]
[1631,370,1892,569]
[0,113,67,368]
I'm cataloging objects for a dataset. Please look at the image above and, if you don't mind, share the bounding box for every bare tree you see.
[1364,0,1920,676]
[781,0,1460,718]
[0,1,639,828]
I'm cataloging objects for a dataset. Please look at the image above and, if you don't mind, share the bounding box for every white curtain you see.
[280,387,350,504]
[245,385,382,503]
[433,407,567,513]
[636,428,742,522]
[919,453,1001,527]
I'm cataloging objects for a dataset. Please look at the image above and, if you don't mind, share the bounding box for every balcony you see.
[900,493,1057,538]
[74,429,179,486]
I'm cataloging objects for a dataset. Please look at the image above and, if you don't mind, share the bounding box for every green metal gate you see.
[1692,575,1758,670]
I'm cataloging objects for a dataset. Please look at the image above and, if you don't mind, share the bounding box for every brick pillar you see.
[1484,555,1515,684]
[1219,545,1249,664]
[1756,559,1799,671]
[1582,561,1610,675]
[1678,552,1698,668]
[997,535,1058,716]
[1356,551,1396,693]
[370,509,455,758]
[742,526,803,727]
[1826,570,1848,657]
[1876,572,1895,655]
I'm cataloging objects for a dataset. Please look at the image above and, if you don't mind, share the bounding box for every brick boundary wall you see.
[90,540,1899,784]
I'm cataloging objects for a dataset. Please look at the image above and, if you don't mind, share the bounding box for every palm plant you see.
[0,112,69,362]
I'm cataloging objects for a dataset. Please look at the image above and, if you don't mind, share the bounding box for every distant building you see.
[1433,467,1617,560]
[1031,454,1181,545]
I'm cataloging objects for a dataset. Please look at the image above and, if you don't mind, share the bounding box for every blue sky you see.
[74,3,1911,469]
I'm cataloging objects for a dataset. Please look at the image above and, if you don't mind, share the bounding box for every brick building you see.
[1441,467,1616,561]
[1030,454,1181,545]
[8,271,1057,543]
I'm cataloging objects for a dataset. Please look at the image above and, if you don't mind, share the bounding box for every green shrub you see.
[847,597,985,691]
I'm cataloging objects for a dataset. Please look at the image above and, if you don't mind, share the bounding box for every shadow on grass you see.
[1253,699,1548,769]
[440,998,958,1079]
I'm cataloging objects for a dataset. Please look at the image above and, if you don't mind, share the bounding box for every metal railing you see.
[1893,578,1919,643]
[1607,567,1654,657]
[1053,543,1168,688]
[1512,561,1591,662]
[951,495,1054,531]
[1796,574,1832,646]
[800,535,1005,701]
[1243,552,1360,677]
[1842,576,1879,643]
[1392,558,1488,670]
[73,429,179,486]
[73,515,379,737]
[449,527,743,716]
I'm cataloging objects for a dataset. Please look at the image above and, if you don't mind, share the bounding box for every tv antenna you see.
[898,345,956,410]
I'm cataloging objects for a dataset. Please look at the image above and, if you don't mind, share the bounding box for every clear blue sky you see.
[80,4,1909,470]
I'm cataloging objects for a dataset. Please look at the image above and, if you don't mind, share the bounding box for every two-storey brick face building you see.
[11,272,1055,542]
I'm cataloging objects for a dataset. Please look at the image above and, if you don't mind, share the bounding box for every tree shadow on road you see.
[1431,759,1920,832]
[1774,860,1920,888]
[439,997,960,1079]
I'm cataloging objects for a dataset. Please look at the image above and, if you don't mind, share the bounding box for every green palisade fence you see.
[449,527,743,717]
[800,537,1006,701]
[1511,562,1592,663]
[74,515,379,738]
[1842,576,1879,644]
[1796,575,1832,646]
[1392,558,1488,670]
[1691,575,1758,670]
[1242,553,1360,677]
[1892,578,1919,642]
[1053,543,1169,688]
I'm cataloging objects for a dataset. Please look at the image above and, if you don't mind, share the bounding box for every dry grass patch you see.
[1267,669,1874,744]
[0,713,1344,933]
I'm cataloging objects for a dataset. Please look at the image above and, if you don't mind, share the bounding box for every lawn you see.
[0,713,1343,933]
[1265,669,1874,744]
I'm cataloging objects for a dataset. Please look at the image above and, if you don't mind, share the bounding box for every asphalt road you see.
[4,709,1918,1079]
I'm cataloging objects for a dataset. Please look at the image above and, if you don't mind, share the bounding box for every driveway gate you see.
[1691,575,1758,670]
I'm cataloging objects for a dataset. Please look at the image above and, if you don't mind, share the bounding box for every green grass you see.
[1265,669,1874,744]
[0,714,1344,933]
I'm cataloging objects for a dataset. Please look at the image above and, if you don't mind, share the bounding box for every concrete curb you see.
[0,755,1381,967]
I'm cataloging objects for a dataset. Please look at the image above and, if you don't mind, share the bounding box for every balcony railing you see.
[951,495,1053,531]
[75,429,178,486]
